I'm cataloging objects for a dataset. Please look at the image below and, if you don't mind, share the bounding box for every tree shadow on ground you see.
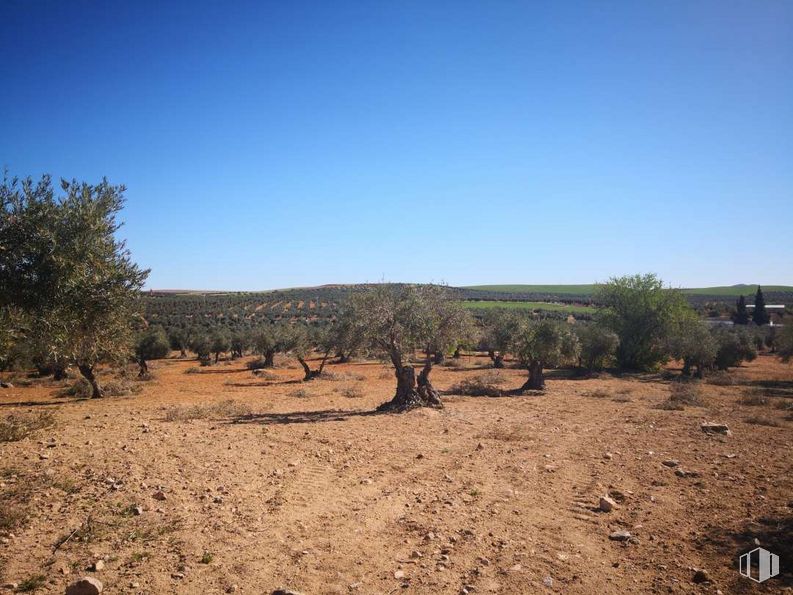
[230,408,382,425]
[700,514,792,590]
[0,398,87,408]
[224,379,304,388]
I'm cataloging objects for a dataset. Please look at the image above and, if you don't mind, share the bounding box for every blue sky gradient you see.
[2,0,791,289]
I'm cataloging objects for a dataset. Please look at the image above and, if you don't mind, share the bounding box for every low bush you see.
[340,385,364,398]
[745,416,781,427]
[705,371,734,386]
[58,377,92,398]
[449,374,506,397]
[739,391,769,407]
[0,411,56,443]
[246,357,269,371]
[164,400,252,422]
[656,382,702,410]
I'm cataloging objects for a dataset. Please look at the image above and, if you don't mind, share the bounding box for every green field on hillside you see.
[459,300,596,314]
[464,284,793,297]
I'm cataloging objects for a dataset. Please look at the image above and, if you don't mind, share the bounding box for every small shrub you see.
[164,400,252,422]
[289,389,310,398]
[58,377,92,398]
[774,400,793,411]
[745,416,781,427]
[103,381,143,397]
[16,574,46,592]
[669,382,702,406]
[184,367,201,374]
[200,551,214,564]
[251,369,277,380]
[705,371,734,386]
[0,411,55,443]
[449,372,508,397]
[246,357,269,371]
[135,371,156,382]
[584,389,610,399]
[340,385,364,399]
[739,391,769,407]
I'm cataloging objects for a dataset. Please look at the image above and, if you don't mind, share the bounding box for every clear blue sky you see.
[2,1,791,290]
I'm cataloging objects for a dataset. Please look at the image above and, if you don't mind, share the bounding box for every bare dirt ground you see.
[1,354,791,594]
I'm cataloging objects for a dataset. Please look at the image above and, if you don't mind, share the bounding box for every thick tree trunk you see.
[137,358,148,377]
[453,346,461,359]
[78,364,104,399]
[214,352,220,364]
[377,353,443,412]
[179,348,187,358]
[298,351,331,381]
[520,361,545,391]
[53,365,68,381]
[433,351,445,365]
[264,351,275,368]
[491,352,504,369]
[337,352,350,364]
[694,365,704,379]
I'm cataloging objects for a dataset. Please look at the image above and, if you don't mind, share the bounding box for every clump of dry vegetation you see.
[705,371,734,386]
[289,388,311,398]
[58,377,93,398]
[339,385,364,399]
[745,416,781,427]
[739,390,769,407]
[584,389,610,399]
[449,371,508,397]
[0,411,56,443]
[164,400,252,422]
[657,382,703,410]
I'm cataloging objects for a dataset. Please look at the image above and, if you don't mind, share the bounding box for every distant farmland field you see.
[459,300,596,314]
[464,284,596,296]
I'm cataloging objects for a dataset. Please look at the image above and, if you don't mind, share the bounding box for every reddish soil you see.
[1,355,791,594]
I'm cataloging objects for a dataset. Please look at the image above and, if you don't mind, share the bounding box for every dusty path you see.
[1,356,791,593]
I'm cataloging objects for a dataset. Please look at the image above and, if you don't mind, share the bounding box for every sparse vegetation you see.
[164,400,252,421]
[0,411,55,443]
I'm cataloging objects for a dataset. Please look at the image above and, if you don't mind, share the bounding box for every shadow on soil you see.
[701,514,792,590]
[231,408,382,425]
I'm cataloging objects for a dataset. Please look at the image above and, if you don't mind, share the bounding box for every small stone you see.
[692,569,710,583]
[394,570,406,579]
[152,490,167,501]
[675,469,687,478]
[39,453,49,460]
[599,496,617,512]
[662,460,679,468]
[609,531,632,541]
[410,550,422,559]
[133,505,143,516]
[226,586,238,593]
[475,442,484,451]
[65,577,103,595]
[543,576,553,587]
[271,590,304,595]
[603,452,613,460]
[2,583,19,590]
[91,560,105,572]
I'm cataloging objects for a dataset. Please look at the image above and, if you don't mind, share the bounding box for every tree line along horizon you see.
[2,174,792,411]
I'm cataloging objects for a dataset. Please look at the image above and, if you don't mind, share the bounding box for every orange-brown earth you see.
[1,354,791,594]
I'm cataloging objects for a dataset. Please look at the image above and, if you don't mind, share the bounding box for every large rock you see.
[700,422,730,435]
[65,577,103,595]
[599,496,617,512]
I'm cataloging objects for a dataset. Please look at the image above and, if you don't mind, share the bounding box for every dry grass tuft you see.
[0,411,55,443]
[449,372,508,397]
[164,400,252,422]
[656,382,702,410]
[705,371,734,386]
[739,390,769,407]
[745,415,781,427]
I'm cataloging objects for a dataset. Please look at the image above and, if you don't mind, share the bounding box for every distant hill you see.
[464,284,793,298]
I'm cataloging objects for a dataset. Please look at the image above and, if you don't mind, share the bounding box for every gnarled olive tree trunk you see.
[78,363,104,398]
[137,357,148,377]
[378,352,442,412]
[520,360,545,391]
[298,350,331,381]
[489,350,504,368]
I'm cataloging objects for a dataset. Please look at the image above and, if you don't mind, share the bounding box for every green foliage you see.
[514,319,580,370]
[575,323,619,371]
[752,286,770,325]
[460,300,595,314]
[733,295,749,325]
[712,327,757,370]
[666,317,717,377]
[135,326,170,362]
[595,274,692,371]
[0,173,148,395]
[776,321,793,363]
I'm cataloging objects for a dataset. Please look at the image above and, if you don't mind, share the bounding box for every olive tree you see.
[595,274,691,371]
[575,323,619,372]
[666,317,717,378]
[347,284,472,412]
[288,324,334,380]
[250,324,290,367]
[712,327,757,370]
[0,174,149,397]
[777,322,793,363]
[514,319,579,390]
[135,326,170,376]
[481,309,522,368]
